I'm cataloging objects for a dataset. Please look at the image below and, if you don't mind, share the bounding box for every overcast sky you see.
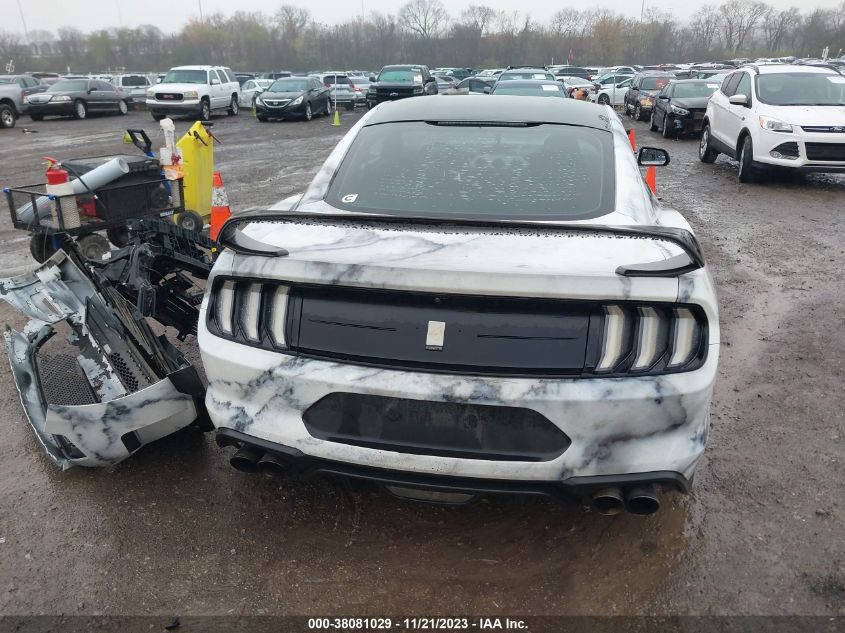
[5,0,845,36]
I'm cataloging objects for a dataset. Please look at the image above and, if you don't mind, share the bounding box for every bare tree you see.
[399,0,449,42]
[460,5,496,36]
[718,0,769,53]
[687,6,722,57]
[762,7,801,53]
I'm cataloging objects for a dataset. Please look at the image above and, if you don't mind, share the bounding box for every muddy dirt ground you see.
[0,107,842,618]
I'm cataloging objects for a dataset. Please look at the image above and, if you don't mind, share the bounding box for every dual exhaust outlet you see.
[591,485,661,516]
[230,446,289,477]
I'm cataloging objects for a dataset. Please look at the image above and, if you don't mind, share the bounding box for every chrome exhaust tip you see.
[624,484,660,515]
[256,452,290,478]
[229,446,263,473]
[591,487,625,515]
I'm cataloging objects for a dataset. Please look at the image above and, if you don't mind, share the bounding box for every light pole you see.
[198,0,204,23]
[16,0,29,42]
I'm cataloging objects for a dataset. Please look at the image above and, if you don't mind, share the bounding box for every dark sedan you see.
[255,76,331,122]
[26,79,129,120]
[649,79,720,137]
[624,72,673,120]
[490,80,568,98]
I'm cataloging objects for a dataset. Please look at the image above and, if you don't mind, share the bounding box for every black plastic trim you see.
[216,428,691,501]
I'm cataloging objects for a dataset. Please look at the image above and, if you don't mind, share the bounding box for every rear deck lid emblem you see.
[425,320,445,351]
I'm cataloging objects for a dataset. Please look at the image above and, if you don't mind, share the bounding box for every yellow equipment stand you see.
[175,121,214,226]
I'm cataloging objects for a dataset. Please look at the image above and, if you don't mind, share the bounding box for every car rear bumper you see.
[216,426,692,503]
[199,323,717,486]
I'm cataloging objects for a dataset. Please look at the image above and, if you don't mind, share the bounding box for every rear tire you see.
[699,124,718,163]
[76,233,110,260]
[73,99,88,120]
[0,104,15,128]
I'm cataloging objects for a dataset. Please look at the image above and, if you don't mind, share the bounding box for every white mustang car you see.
[199,97,720,515]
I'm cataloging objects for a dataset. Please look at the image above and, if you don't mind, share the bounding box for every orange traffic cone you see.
[628,128,636,151]
[210,171,231,240]
[645,165,656,194]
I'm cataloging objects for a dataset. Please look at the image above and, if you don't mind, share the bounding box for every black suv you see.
[624,72,673,121]
[367,65,437,108]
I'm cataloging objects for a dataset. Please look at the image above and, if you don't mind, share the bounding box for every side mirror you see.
[637,147,670,167]
[729,93,748,106]
[211,78,220,85]
[483,86,491,94]
[658,94,669,100]
[369,75,376,83]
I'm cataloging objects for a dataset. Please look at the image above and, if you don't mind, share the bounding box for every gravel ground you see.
[0,107,842,617]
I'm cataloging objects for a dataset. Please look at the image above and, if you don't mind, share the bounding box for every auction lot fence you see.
[0,617,842,633]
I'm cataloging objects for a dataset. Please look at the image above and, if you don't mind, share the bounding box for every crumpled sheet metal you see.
[1,251,200,470]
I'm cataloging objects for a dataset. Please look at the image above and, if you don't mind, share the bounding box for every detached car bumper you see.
[199,321,717,495]
[1,251,206,469]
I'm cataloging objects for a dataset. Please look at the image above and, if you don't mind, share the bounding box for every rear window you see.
[120,75,148,87]
[492,84,565,97]
[326,121,615,221]
[500,71,555,81]
[323,75,348,84]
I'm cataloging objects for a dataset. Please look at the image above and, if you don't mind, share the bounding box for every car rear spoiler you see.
[217,212,705,277]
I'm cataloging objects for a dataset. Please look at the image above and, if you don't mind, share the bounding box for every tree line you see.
[1,0,843,74]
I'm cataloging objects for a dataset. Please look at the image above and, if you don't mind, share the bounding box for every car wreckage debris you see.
[0,228,213,469]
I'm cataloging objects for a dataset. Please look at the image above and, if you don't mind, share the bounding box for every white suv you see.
[699,64,845,181]
[147,65,240,121]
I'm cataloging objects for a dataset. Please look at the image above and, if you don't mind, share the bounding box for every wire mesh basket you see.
[4,178,185,235]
